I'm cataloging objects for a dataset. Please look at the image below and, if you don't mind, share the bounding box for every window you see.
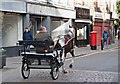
[77,25,87,40]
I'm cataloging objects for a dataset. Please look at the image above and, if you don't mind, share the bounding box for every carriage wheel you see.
[51,63,59,80]
[21,62,30,79]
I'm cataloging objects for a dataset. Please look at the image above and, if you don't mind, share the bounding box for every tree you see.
[116,0,120,30]
[116,0,120,14]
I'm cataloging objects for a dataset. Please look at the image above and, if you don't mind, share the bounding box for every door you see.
[93,26,102,46]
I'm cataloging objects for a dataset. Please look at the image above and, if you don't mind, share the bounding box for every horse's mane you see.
[53,34,74,52]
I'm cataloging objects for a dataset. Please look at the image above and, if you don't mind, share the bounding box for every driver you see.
[34,26,54,52]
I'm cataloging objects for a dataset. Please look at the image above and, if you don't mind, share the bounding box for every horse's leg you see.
[38,58,41,65]
[69,49,75,68]
[61,51,67,73]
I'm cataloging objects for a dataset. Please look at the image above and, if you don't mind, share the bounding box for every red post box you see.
[90,31,97,50]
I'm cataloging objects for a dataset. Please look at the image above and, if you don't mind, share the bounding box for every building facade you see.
[1,0,118,56]
[74,5,92,47]
[1,0,76,56]
[1,1,26,47]
[26,0,76,39]
[1,1,26,56]
[74,0,118,46]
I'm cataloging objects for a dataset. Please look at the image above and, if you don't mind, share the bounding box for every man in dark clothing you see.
[23,27,33,50]
[34,26,54,52]
[34,32,52,42]
[23,27,33,40]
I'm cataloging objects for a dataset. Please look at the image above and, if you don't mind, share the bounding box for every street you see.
[1,46,119,82]
[1,0,119,84]
[66,47,118,72]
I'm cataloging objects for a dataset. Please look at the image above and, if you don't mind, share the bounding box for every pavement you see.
[3,40,119,68]
[68,40,119,59]
[1,40,119,82]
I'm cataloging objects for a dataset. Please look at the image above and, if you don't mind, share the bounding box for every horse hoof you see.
[69,64,72,68]
[63,70,67,74]
[59,62,64,66]
[38,62,41,65]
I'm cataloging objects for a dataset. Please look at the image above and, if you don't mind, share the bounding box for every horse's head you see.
[53,34,74,53]
[64,34,74,52]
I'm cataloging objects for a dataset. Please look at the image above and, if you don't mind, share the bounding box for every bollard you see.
[101,40,103,50]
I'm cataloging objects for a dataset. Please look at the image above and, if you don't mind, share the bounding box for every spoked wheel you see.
[21,62,30,79]
[51,63,59,80]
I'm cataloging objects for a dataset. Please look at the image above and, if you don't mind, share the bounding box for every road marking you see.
[66,47,119,60]
[67,69,118,75]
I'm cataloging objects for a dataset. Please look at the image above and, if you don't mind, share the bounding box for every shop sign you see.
[76,7,90,19]
[94,12,103,19]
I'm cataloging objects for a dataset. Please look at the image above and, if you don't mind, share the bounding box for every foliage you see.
[116,0,120,29]
[116,0,120,14]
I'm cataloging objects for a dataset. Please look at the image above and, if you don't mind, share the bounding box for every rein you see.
[62,37,74,48]
[53,34,74,49]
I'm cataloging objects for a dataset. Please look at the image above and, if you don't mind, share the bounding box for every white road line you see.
[67,69,118,74]
[66,47,118,61]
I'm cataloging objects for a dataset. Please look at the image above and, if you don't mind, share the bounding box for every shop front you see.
[1,1,76,57]
[29,15,73,39]
[1,1,26,57]
[93,12,110,46]
[75,7,92,47]
[109,12,118,43]
[2,12,23,57]
[27,2,76,39]
[93,12,103,46]
[104,13,110,44]
[2,13,23,47]
[29,15,47,38]
[93,22,103,46]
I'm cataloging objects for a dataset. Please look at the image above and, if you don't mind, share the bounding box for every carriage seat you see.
[19,40,54,53]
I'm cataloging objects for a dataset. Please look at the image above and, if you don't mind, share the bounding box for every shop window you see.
[30,16,46,38]
[77,25,87,40]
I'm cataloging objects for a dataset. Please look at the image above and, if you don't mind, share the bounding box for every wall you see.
[28,0,74,7]
[27,3,76,19]
[0,1,26,13]
[0,12,4,48]
[2,15,23,47]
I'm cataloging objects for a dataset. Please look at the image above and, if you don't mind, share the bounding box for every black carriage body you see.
[19,40,62,80]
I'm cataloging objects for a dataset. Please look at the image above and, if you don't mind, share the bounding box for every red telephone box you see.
[90,31,97,50]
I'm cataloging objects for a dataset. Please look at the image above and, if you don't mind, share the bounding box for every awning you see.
[75,19,92,24]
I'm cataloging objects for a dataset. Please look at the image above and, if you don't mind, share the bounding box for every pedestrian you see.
[23,27,33,41]
[23,27,33,50]
[103,29,109,49]
[118,28,120,40]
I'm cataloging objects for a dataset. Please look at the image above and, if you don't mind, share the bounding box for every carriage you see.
[19,40,64,80]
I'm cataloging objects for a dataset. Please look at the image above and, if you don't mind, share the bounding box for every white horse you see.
[53,30,75,73]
